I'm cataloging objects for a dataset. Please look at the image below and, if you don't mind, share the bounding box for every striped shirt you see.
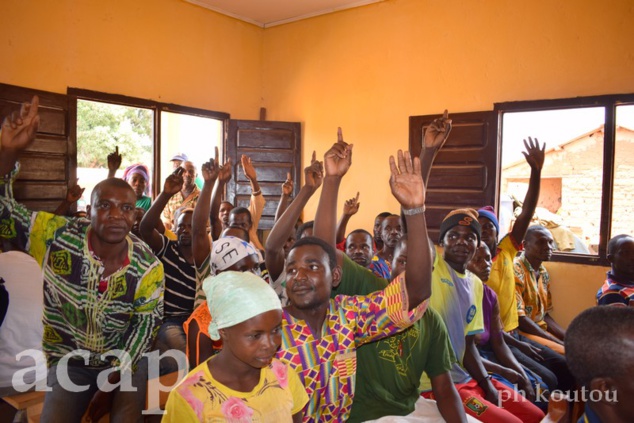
[0,174,164,373]
[596,271,634,306]
[155,234,196,318]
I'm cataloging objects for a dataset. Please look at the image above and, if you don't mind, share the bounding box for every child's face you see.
[222,309,283,369]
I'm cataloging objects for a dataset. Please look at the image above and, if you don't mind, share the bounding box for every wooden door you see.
[226,120,302,231]
[0,83,72,212]
[409,111,497,242]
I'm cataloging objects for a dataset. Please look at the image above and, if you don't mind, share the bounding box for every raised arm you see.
[193,152,220,267]
[313,128,353,247]
[419,110,452,187]
[210,157,232,240]
[389,150,432,307]
[242,154,265,250]
[335,192,360,245]
[0,96,40,176]
[54,181,85,216]
[265,154,323,281]
[274,172,294,223]
[107,146,122,178]
[510,137,545,242]
[139,167,184,252]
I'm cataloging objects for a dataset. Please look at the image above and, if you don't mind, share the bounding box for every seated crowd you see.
[1,99,633,423]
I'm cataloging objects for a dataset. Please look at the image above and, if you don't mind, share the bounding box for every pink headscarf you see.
[122,163,151,195]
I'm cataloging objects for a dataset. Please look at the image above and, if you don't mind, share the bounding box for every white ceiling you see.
[185,0,384,28]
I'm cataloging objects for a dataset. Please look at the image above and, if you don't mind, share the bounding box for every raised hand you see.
[522,137,545,171]
[241,154,257,181]
[343,192,360,216]
[201,152,220,183]
[107,146,122,173]
[389,150,425,210]
[1,95,40,152]
[304,151,324,190]
[423,109,452,150]
[66,181,85,203]
[323,127,353,178]
[163,167,184,196]
[218,156,233,184]
[282,172,293,196]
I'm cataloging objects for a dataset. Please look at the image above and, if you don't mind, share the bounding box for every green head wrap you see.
[203,271,282,341]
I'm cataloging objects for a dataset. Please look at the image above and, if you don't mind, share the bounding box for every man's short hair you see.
[91,177,134,204]
[524,225,551,242]
[229,207,252,224]
[220,225,250,242]
[220,200,234,208]
[296,221,314,240]
[566,306,634,388]
[345,229,373,247]
[376,211,392,219]
[607,234,633,255]
[174,207,194,224]
[290,236,337,271]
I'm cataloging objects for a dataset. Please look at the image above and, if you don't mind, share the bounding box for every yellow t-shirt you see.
[163,357,308,422]
[419,255,483,390]
[486,235,520,332]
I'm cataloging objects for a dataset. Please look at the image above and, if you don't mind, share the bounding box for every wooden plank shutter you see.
[226,119,302,231]
[0,83,71,212]
[409,111,497,242]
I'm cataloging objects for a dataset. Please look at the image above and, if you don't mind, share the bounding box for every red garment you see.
[422,378,544,423]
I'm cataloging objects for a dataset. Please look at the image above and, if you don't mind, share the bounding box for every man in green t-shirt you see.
[336,236,470,423]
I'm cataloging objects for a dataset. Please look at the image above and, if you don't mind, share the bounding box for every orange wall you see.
[2,0,629,325]
[0,0,263,118]
[260,0,633,325]
[545,262,608,328]
[262,0,634,232]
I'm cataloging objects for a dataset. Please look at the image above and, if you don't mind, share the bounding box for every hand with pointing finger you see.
[324,127,353,178]
[282,172,294,196]
[107,146,122,177]
[423,109,452,151]
[343,192,360,217]
[304,151,324,190]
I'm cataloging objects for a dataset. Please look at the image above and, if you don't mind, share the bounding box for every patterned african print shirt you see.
[162,186,200,227]
[277,273,428,423]
[0,169,164,372]
[514,252,553,329]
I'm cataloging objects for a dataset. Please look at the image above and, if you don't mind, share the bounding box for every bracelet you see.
[477,374,492,386]
[252,189,261,196]
[402,205,425,215]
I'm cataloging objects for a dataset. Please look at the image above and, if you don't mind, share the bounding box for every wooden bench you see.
[2,371,183,423]
[2,390,45,423]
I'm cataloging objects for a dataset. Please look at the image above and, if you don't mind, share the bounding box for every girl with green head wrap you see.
[164,271,308,422]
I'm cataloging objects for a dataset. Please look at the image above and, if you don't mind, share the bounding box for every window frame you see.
[68,88,230,195]
[494,93,634,266]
